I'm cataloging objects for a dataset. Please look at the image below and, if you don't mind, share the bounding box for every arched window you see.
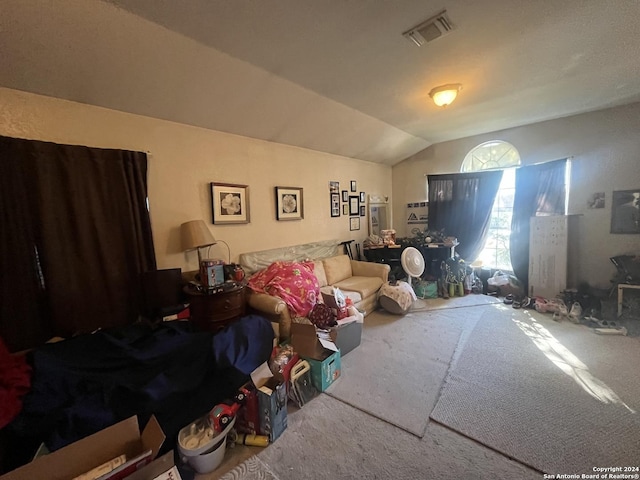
[461,141,521,271]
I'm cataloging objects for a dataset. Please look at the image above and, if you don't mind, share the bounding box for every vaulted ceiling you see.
[2,0,640,165]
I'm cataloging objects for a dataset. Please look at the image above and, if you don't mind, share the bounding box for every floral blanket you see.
[248,261,319,318]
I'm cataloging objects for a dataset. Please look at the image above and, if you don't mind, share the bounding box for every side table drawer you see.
[189,287,246,332]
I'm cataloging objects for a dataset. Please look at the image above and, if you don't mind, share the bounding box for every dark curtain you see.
[428,170,503,262]
[509,159,567,292]
[0,135,156,352]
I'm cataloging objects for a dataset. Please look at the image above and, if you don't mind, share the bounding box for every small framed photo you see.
[342,204,348,215]
[360,205,365,216]
[350,217,360,231]
[275,186,304,221]
[359,192,365,203]
[350,180,357,192]
[329,181,339,193]
[342,190,349,202]
[349,196,359,216]
[211,182,250,224]
[331,193,340,217]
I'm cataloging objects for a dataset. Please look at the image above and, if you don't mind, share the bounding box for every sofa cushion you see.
[313,260,328,288]
[333,276,384,300]
[322,255,353,284]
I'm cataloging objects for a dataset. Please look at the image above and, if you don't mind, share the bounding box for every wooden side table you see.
[185,284,246,332]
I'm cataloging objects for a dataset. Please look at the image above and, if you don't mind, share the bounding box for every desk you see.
[617,283,640,317]
[364,243,458,278]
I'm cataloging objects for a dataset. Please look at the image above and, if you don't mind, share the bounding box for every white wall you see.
[0,87,392,271]
[392,102,640,289]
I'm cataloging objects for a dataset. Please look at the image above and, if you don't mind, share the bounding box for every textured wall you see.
[392,102,640,288]
[0,87,392,271]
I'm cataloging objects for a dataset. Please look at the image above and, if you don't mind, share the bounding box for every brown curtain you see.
[0,135,156,352]
[509,159,567,293]
[428,170,504,262]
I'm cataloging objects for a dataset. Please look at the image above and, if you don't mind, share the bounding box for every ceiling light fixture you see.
[429,84,462,107]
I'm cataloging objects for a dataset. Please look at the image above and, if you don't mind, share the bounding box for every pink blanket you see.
[248,261,319,317]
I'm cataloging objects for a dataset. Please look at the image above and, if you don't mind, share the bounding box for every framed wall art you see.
[342,204,348,215]
[342,190,349,202]
[275,186,304,221]
[350,180,357,192]
[359,192,365,203]
[360,205,366,216]
[610,189,640,234]
[331,193,340,217]
[350,217,360,231]
[210,182,249,224]
[349,195,359,216]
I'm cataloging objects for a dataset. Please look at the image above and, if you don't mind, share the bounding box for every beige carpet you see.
[323,307,470,437]
[430,304,640,474]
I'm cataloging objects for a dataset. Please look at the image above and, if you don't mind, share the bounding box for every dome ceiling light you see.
[429,84,462,107]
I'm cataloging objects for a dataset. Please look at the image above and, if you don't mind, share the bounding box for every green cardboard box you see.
[290,323,341,392]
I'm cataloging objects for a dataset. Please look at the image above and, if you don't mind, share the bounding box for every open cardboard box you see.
[0,416,165,480]
[290,323,341,391]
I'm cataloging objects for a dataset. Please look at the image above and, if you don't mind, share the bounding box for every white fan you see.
[401,247,426,287]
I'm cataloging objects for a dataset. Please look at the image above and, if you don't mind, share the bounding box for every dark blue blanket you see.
[6,315,273,462]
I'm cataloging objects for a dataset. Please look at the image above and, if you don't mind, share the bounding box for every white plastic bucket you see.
[178,416,235,474]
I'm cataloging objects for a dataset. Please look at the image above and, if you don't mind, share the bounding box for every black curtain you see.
[0,135,156,352]
[509,159,567,292]
[428,170,503,262]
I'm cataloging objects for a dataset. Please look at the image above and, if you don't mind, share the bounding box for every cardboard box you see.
[0,416,165,480]
[290,323,341,392]
[333,320,362,357]
[125,451,182,480]
[250,363,288,442]
[257,378,288,442]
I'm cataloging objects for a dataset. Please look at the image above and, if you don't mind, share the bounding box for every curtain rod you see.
[423,156,574,176]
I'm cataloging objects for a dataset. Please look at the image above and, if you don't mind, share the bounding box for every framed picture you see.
[329,181,339,193]
[349,195,359,216]
[610,189,640,234]
[359,192,365,203]
[350,180,357,192]
[350,217,360,231]
[342,190,349,202]
[331,193,340,217]
[275,186,304,221]
[342,204,348,215]
[210,182,249,224]
[360,205,365,216]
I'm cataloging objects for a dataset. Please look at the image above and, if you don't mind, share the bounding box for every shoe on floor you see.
[568,301,582,324]
[504,294,514,305]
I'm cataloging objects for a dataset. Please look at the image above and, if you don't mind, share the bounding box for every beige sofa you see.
[246,254,389,341]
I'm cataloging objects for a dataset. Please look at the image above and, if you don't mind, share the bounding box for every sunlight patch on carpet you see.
[511,308,635,413]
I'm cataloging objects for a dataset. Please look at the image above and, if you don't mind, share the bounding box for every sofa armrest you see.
[247,291,287,315]
[350,260,390,282]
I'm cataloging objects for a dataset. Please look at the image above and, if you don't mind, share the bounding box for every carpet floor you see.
[323,307,469,437]
[430,304,640,474]
[197,300,640,479]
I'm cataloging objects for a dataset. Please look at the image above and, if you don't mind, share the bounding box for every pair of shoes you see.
[504,294,514,305]
[568,302,582,324]
[552,302,569,322]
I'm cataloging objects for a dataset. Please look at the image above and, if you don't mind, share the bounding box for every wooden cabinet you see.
[186,285,246,333]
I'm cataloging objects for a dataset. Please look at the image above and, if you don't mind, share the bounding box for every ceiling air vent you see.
[402,10,455,47]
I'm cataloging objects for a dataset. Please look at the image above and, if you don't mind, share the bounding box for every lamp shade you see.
[429,83,462,107]
[180,220,216,251]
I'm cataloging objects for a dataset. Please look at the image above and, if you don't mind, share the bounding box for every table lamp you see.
[180,219,216,265]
